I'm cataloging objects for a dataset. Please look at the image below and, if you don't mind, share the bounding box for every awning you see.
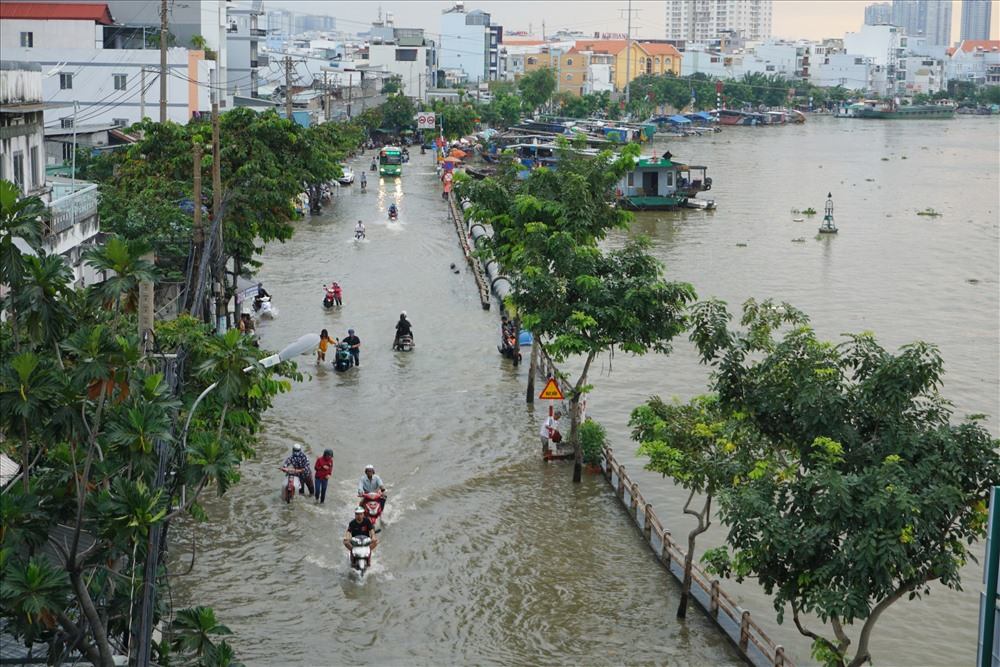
[668,115,691,124]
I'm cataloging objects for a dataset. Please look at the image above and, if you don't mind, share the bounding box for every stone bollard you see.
[774,646,786,667]
[710,580,720,618]
[643,504,653,542]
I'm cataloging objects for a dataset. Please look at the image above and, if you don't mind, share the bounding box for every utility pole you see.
[284,56,294,120]
[323,71,330,122]
[140,67,146,119]
[621,0,640,106]
[186,141,203,315]
[211,99,225,332]
[159,0,168,122]
[347,71,353,119]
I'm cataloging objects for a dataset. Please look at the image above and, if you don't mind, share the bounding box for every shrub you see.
[579,418,607,466]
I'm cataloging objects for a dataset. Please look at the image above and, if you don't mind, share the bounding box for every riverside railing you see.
[601,445,792,667]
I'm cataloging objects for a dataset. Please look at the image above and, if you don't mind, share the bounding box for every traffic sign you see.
[415,113,436,130]
[538,378,564,400]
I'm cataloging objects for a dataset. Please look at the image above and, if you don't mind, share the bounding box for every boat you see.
[717,109,763,126]
[844,100,956,119]
[616,154,715,211]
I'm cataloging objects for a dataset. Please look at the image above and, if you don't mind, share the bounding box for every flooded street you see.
[171,152,741,665]
[173,116,999,666]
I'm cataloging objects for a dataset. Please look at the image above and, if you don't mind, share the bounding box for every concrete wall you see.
[0,18,102,50]
[3,46,214,126]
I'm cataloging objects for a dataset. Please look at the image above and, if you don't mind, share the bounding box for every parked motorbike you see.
[350,535,373,575]
[393,333,414,352]
[334,341,353,372]
[360,490,386,527]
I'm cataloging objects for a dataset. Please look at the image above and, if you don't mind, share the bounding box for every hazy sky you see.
[267,1,998,42]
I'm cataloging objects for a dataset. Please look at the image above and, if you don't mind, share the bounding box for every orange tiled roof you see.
[955,39,1000,53]
[0,2,114,24]
[503,39,547,46]
[637,42,682,57]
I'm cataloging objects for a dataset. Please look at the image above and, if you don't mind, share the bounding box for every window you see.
[62,142,74,162]
[654,57,660,64]
[113,117,129,127]
[61,117,74,128]
[566,73,572,80]
[60,73,73,89]
[29,147,39,188]
[666,171,673,186]
[20,32,33,47]
[626,172,634,186]
[114,73,127,90]
[395,48,417,62]
[566,58,573,66]
[12,151,25,193]
[527,57,536,65]
[665,58,671,66]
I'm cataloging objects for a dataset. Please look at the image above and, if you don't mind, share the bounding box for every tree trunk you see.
[570,350,596,483]
[678,492,712,619]
[526,334,537,404]
[69,570,115,667]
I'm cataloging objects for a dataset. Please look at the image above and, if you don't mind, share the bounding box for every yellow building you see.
[555,40,683,96]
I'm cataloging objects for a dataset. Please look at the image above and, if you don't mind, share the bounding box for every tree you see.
[630,394,766,619]
[382,77,402,95]
[459,142,695,481]
[518,67,557,112]
[690,299,1000,667]
[381,93,416,133]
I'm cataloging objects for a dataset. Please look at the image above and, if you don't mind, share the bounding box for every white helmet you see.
[401,310,407,317]
[364,464,375,472]
[292,444,302,451]
[354,506,365,514]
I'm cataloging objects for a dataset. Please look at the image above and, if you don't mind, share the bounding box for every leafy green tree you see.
[518,67,557,112]
[83,235,158,316]
[169,606,233,661]
[460,142,695,481]
[382,77,402,95]
[689,299,1000,667]
[381,93,416,133]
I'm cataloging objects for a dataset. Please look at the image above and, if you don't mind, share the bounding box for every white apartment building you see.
[365,23,436,101]
[2,2,216,126]
[899,55,944,93]
[946,39,1000,84]
[226,0,265,98]
[811,53,876,90]
[665,0,772,43]
[843,23,907,94]
[439,3,501,83]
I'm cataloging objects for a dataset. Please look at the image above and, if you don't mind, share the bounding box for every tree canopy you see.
[518,67,557,112]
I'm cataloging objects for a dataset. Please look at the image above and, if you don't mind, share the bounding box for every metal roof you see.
[0,2,115,24]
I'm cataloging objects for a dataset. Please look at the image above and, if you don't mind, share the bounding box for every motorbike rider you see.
[355,220,366,239]
[370,156,377,171]
[253,282,270,311]
[360,170,367,190]
[357,464,387,512]
[388,203,398,219]
[281,443,314,497]
[331,281,343,306]
[394,311,413,347]
[343,507,378,557]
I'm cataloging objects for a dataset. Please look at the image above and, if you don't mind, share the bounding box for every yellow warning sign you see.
[538,378,564,400]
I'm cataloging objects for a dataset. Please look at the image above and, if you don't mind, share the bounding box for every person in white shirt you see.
[539,410,563,454]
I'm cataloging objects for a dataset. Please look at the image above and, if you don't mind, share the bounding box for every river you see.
[174,116,999,666]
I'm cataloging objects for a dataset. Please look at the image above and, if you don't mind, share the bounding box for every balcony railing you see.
[47,184,98,235]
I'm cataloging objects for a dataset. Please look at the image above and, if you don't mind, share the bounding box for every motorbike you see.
[323,288,337,309]
[360,178,367,192]
[350,535,373,575]
[254,296,276,319]
[360,490,386,527]
[334,341,353,371]
[498,329,521,365]
[388,207,398,221]
[280,467,305,503]
[393,333,414,352]
[355,227,366,241]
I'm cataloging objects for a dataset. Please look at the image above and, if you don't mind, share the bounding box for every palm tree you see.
[83,235,158,315]
[0,179,46,287]
[169,606,233,660]
[0,557,69,646]
[0,352,62,491]
[16,254,74,351]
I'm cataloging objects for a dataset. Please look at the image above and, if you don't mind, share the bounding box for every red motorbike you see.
[359,490,386,526]
[280,466,306,503]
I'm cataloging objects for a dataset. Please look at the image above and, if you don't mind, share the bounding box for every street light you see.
[179,332,320,465]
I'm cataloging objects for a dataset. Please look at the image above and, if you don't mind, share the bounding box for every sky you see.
[266,1,998,42]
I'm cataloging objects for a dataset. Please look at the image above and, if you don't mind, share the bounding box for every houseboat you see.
[616,154,715,211]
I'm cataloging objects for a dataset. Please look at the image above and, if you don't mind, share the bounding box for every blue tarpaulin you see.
[668,115,692,125]
[686,111,715,121]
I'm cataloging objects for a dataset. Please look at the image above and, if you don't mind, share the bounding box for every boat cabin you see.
[617,154,713,210]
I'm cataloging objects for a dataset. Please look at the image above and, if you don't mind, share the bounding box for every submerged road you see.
[172,152,742,665]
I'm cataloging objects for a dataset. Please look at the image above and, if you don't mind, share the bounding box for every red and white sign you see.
[415,113,436,130]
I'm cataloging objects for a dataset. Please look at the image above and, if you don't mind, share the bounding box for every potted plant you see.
[579,418,606,473]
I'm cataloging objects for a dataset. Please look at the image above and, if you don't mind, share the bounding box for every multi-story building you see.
[366,22,437,101]
[555,40,682,95]
[811,53,876,90]
[439,2,502,83]
[891,0,952,46]
[960,0,993,41]
[226,0,265,98]
[864,3,893,25]
[1,2,215,126]
[844,24,908,94]
[946,39,1000,84]
[664,0,772,43]
[899,54,945,93]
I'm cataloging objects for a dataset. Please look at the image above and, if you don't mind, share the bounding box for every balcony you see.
[47,183,98,235]
[250,28,267,37]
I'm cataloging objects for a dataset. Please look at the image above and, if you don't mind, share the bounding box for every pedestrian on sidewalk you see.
[314,449,334,503]
[539,410,562,455]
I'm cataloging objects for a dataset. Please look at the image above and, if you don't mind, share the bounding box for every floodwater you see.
[173,117,999,667]
[171,151,742,665]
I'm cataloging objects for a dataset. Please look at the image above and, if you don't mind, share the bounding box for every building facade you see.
[439,3,497,83]
[366,25,437,101]
[664,0,772,43]
[0,61,47,197]
[960,0,993,41]
[864,3,893,25]
[946,39,1000,84]
[891,0,952,45]
[226,0,264,98]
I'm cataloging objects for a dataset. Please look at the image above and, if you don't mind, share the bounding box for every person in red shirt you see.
[314,448,334,504]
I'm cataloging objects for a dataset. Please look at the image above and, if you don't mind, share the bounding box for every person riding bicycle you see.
[357,464,387,512]
[281,443,313,497]
[394,311,413,348]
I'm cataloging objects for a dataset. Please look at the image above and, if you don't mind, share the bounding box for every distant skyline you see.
[266,1,998,42]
